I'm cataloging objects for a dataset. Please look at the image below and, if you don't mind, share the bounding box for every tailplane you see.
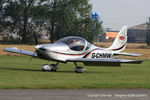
[106,26,128,52]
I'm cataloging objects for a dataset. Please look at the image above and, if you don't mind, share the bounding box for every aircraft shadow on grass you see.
[0,66,110,74]
[0,67,41,72]
[0,67,74,73]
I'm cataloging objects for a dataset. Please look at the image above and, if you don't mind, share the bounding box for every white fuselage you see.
[36,43,119,62]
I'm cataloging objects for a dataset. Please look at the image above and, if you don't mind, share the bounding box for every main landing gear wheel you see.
[41,64,59,72]
[74,62,86,73]
[75,67,86,73]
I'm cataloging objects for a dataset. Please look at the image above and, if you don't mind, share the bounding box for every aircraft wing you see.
[4,47,37,57]
[114,52,142,56]
[67,58,143,66]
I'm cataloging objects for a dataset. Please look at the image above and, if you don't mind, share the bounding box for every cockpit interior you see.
[56,36,91,51]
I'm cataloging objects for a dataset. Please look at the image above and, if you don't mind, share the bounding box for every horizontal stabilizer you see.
[114,52,142,56]
[4,47,37,57]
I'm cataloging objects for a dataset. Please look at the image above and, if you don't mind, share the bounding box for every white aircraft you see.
[4,26,143,73]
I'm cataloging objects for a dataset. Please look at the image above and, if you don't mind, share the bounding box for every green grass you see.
[0,56,150,89]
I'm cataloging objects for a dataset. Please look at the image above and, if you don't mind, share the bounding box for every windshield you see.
[56,36,91,51]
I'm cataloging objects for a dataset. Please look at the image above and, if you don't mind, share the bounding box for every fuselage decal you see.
[111,44,126,51]
[92,53,111,58]
[83,48,104,58]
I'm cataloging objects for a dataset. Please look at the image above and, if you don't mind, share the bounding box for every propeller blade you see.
[33,32,39,45]
[29,50,36,62]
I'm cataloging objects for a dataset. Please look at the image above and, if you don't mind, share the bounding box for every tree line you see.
[0,0,103,44]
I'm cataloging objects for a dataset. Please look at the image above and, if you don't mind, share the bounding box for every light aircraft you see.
[4,26,143,73]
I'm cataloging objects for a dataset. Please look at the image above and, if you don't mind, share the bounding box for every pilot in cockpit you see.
[70,39,80,51]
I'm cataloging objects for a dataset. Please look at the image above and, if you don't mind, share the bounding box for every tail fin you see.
[106,26,128,52]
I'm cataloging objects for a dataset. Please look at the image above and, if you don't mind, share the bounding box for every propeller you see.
[33,32,39,45]
[29,45,43,62]
[29,50,37,62]
[29,32,39,62]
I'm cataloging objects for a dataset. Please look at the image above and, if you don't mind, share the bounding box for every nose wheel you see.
[74,62,86,73]
[42,62,59,72]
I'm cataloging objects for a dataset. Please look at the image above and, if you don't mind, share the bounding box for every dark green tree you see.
[1,0,103,43]
[0,0,5,32]
[45,0,103,43]
[2,0,48,44]
[91,19,103,42]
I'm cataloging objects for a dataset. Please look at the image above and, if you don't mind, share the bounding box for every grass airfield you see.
[0,56,150,89]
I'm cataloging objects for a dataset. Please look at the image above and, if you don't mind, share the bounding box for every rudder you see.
[106,26,128,52]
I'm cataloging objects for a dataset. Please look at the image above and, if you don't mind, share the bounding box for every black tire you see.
[50,64,59,72]
[75,67,86,73]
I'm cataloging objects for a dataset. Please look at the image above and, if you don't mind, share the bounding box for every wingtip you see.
[4,47,18,50]
[131,60,143,64]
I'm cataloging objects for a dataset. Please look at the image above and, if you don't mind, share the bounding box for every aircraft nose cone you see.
[35,45,48,52]
[35,45,42,50]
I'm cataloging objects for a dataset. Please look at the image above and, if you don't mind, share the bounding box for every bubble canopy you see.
[56,36,91,51]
